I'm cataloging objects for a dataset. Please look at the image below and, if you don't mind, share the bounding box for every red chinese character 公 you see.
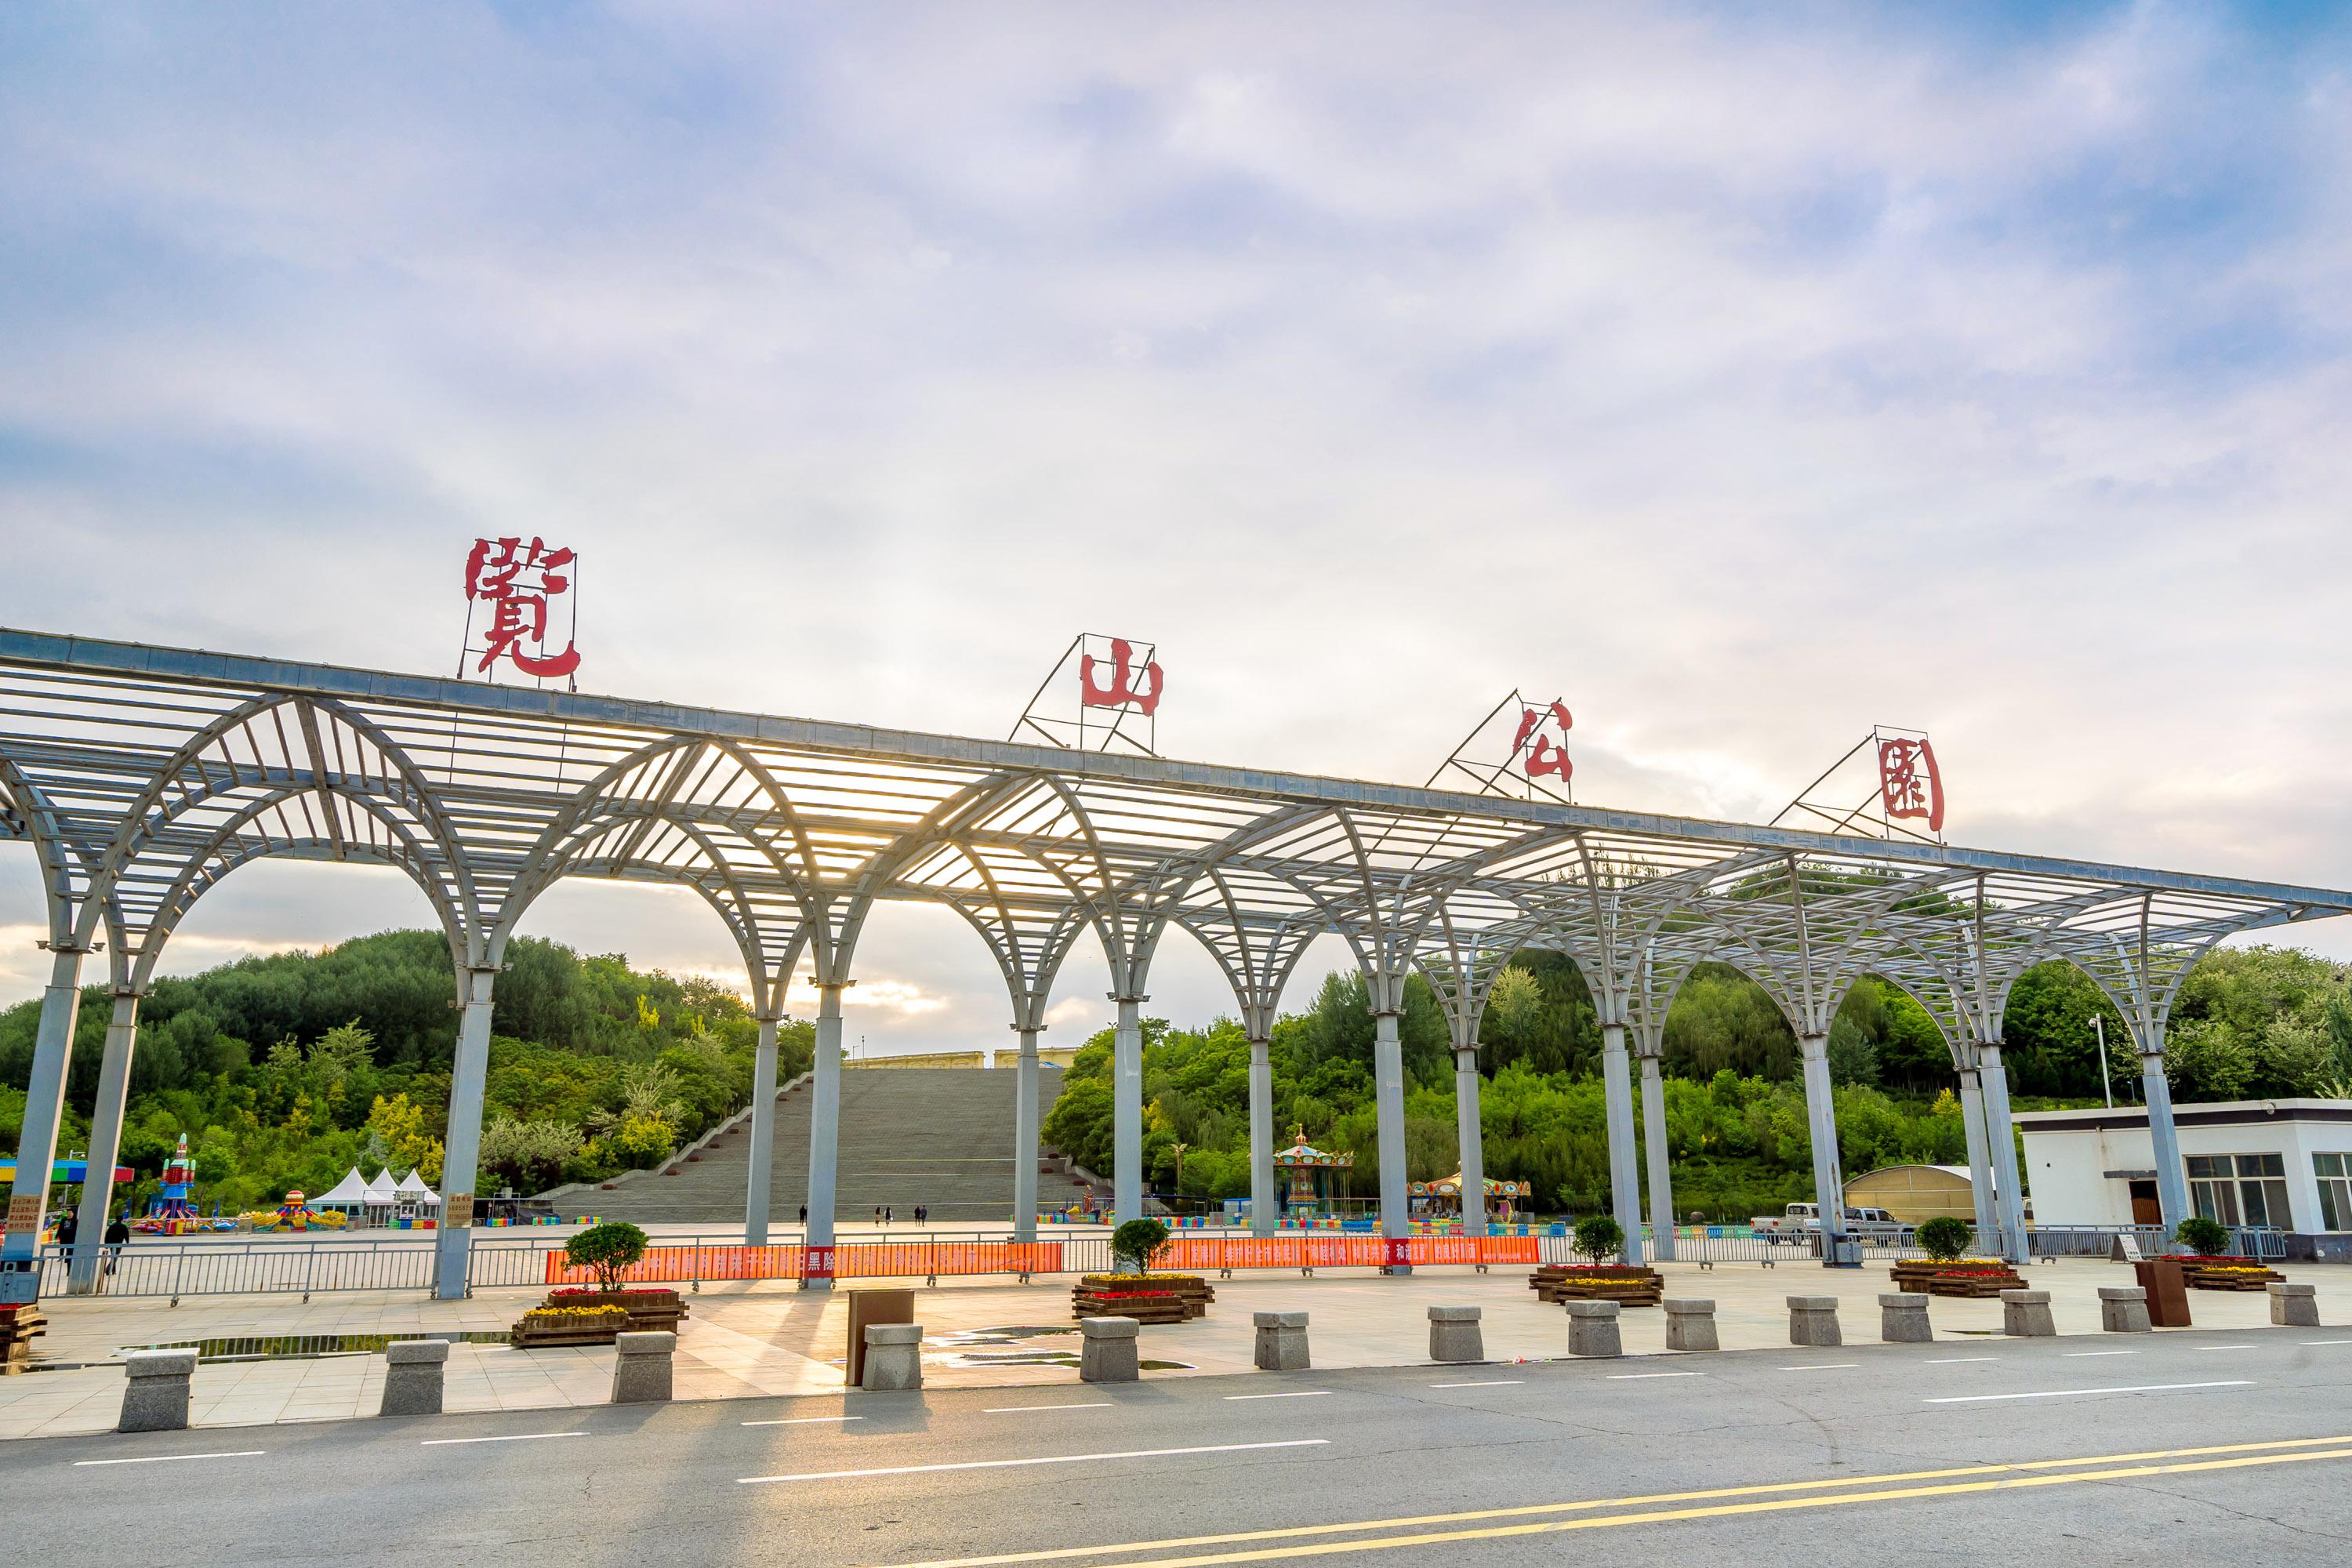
[1514,700,1573,780]
[1878,738,1944,833]
[463,537,580,679]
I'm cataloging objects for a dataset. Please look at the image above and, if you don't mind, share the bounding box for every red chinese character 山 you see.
[1878,739,1944,833]
[463,537,580,679]
[1080,638,1163,716]
[1512,701,1573,780]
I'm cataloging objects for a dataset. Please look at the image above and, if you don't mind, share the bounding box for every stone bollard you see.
[1564,1300,1622,1358]
[612,1330,677,1403]
[2001,1290,2056,1338]
[2269,1281,2321,1328]
[1787,1296,1842,1348]
[1664,1298,1719,1352]
[859,1323,924,1392]
[380,1338,449,1416]
[1878,1293,1933,1344]
[1428,1305,1484,1363]
[1253,1311,1311,1371]
[1080,1316,1140,1383]
[119,1348,198,1433]
[2100,1285,2153,1334]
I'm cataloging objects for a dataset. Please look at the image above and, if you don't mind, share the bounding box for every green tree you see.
[565,1221,650,1291]
[1111,1217,1170,1275]
[2165,1018,2253,1102]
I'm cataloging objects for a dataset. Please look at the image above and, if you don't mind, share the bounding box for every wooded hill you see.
[5,932,2347,1221]
[0,930,812,1214]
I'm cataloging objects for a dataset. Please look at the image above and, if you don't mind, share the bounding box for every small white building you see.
[2013,1099,2352,1259]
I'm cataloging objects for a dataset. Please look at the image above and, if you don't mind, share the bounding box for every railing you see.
[2024,1225,2168,1259]
[25,1221,2299,1301]
[31,1238,442,1301]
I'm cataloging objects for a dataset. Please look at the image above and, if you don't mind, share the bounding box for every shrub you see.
[1111,1217,1171,1275]
[1915,1215,1971,1261]
[1572,1215,1624,1262]
[2174,1215,2231,1257]
[564,1220,650,1291]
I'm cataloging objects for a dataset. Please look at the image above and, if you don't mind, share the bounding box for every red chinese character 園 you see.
[1878,738,1944,833]
[464,537,580,679]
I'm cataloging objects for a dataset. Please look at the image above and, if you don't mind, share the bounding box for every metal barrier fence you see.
[2024,1225,2287,1261]
[32,1238,443,1300]
[26,1221,2290,1301]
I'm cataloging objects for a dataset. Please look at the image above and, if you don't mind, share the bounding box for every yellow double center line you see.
[878,1435,2352,1568]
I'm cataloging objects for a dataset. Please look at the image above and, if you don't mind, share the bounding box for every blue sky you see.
[3,2,2350,1047]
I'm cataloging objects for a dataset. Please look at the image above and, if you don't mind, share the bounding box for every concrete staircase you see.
[560,1065,1104,1226]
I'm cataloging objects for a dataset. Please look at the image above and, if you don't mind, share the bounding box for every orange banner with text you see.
[1156,1235,1537,1271]
[543,1241,1068,1286]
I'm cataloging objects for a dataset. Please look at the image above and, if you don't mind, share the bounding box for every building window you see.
[2318,1152,2352,1232]
[2188,1153,2290,1230]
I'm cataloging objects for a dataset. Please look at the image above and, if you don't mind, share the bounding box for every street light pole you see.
[2095,1014,2113,1110]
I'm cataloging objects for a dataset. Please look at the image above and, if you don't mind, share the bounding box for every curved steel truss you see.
[4,626,2347,1289]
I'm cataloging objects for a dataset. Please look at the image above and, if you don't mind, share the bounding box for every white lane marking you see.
[742,1414,864,1427]
[1926,1356,2002,1364]
[2195,1344,2256,1352]
[1779,1363,1859,1371]
[2299,1340,2352,1346]
[419,1431,587,1446]
[2067,1350,2141,1357]
[1926,1381,2253,1404]
[1428,1381,1523,1389]
[985,1403,1114,1414]
[74,1450,264,1467]
[1224,1391,1331,1401]
[1607,1372,1703,1380]
[739,1438,1329,1485]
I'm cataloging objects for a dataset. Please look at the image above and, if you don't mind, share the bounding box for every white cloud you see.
[5,2,2352,1023]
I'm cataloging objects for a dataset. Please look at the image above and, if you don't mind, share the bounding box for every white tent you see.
[311,1167,369,1213]
[361,1169,399,1217]
[394,1167,440,1207]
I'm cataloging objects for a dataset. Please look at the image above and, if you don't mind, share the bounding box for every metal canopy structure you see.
[4,625,2348,1298]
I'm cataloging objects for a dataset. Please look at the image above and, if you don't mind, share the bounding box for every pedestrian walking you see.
[798,1203,808,1225]
[884,1206,893,1227]
[873,1206,883,1227]
[53,1207,78,1252]
[102,1211,131,1290]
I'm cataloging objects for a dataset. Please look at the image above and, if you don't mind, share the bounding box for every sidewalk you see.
[2,1258,2335,1441]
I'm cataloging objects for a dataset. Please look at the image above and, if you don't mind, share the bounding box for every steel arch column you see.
[804,976,851,1285]
[1599,1022,1645,1265]
[1976,1040,2030,1263]
[1633,1033,1673,1261]
[2138,1022,2190,1231]
[1795,1032,1848,1261]
[0,944,88,1275]
[1955,1055,2000,1250]
[432,962,500,1299]
[745,1015,784,1245]
[67,990,143,1293]
[1013,1027,1044,1243]
[1112,993,1148,1225]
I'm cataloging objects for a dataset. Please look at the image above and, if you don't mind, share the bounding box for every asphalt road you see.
[8,1326,2351,1566]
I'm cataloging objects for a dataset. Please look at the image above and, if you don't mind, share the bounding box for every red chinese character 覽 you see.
[464,537,580,678]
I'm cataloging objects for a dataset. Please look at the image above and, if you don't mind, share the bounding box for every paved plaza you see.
[2,1256,2335,1440]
